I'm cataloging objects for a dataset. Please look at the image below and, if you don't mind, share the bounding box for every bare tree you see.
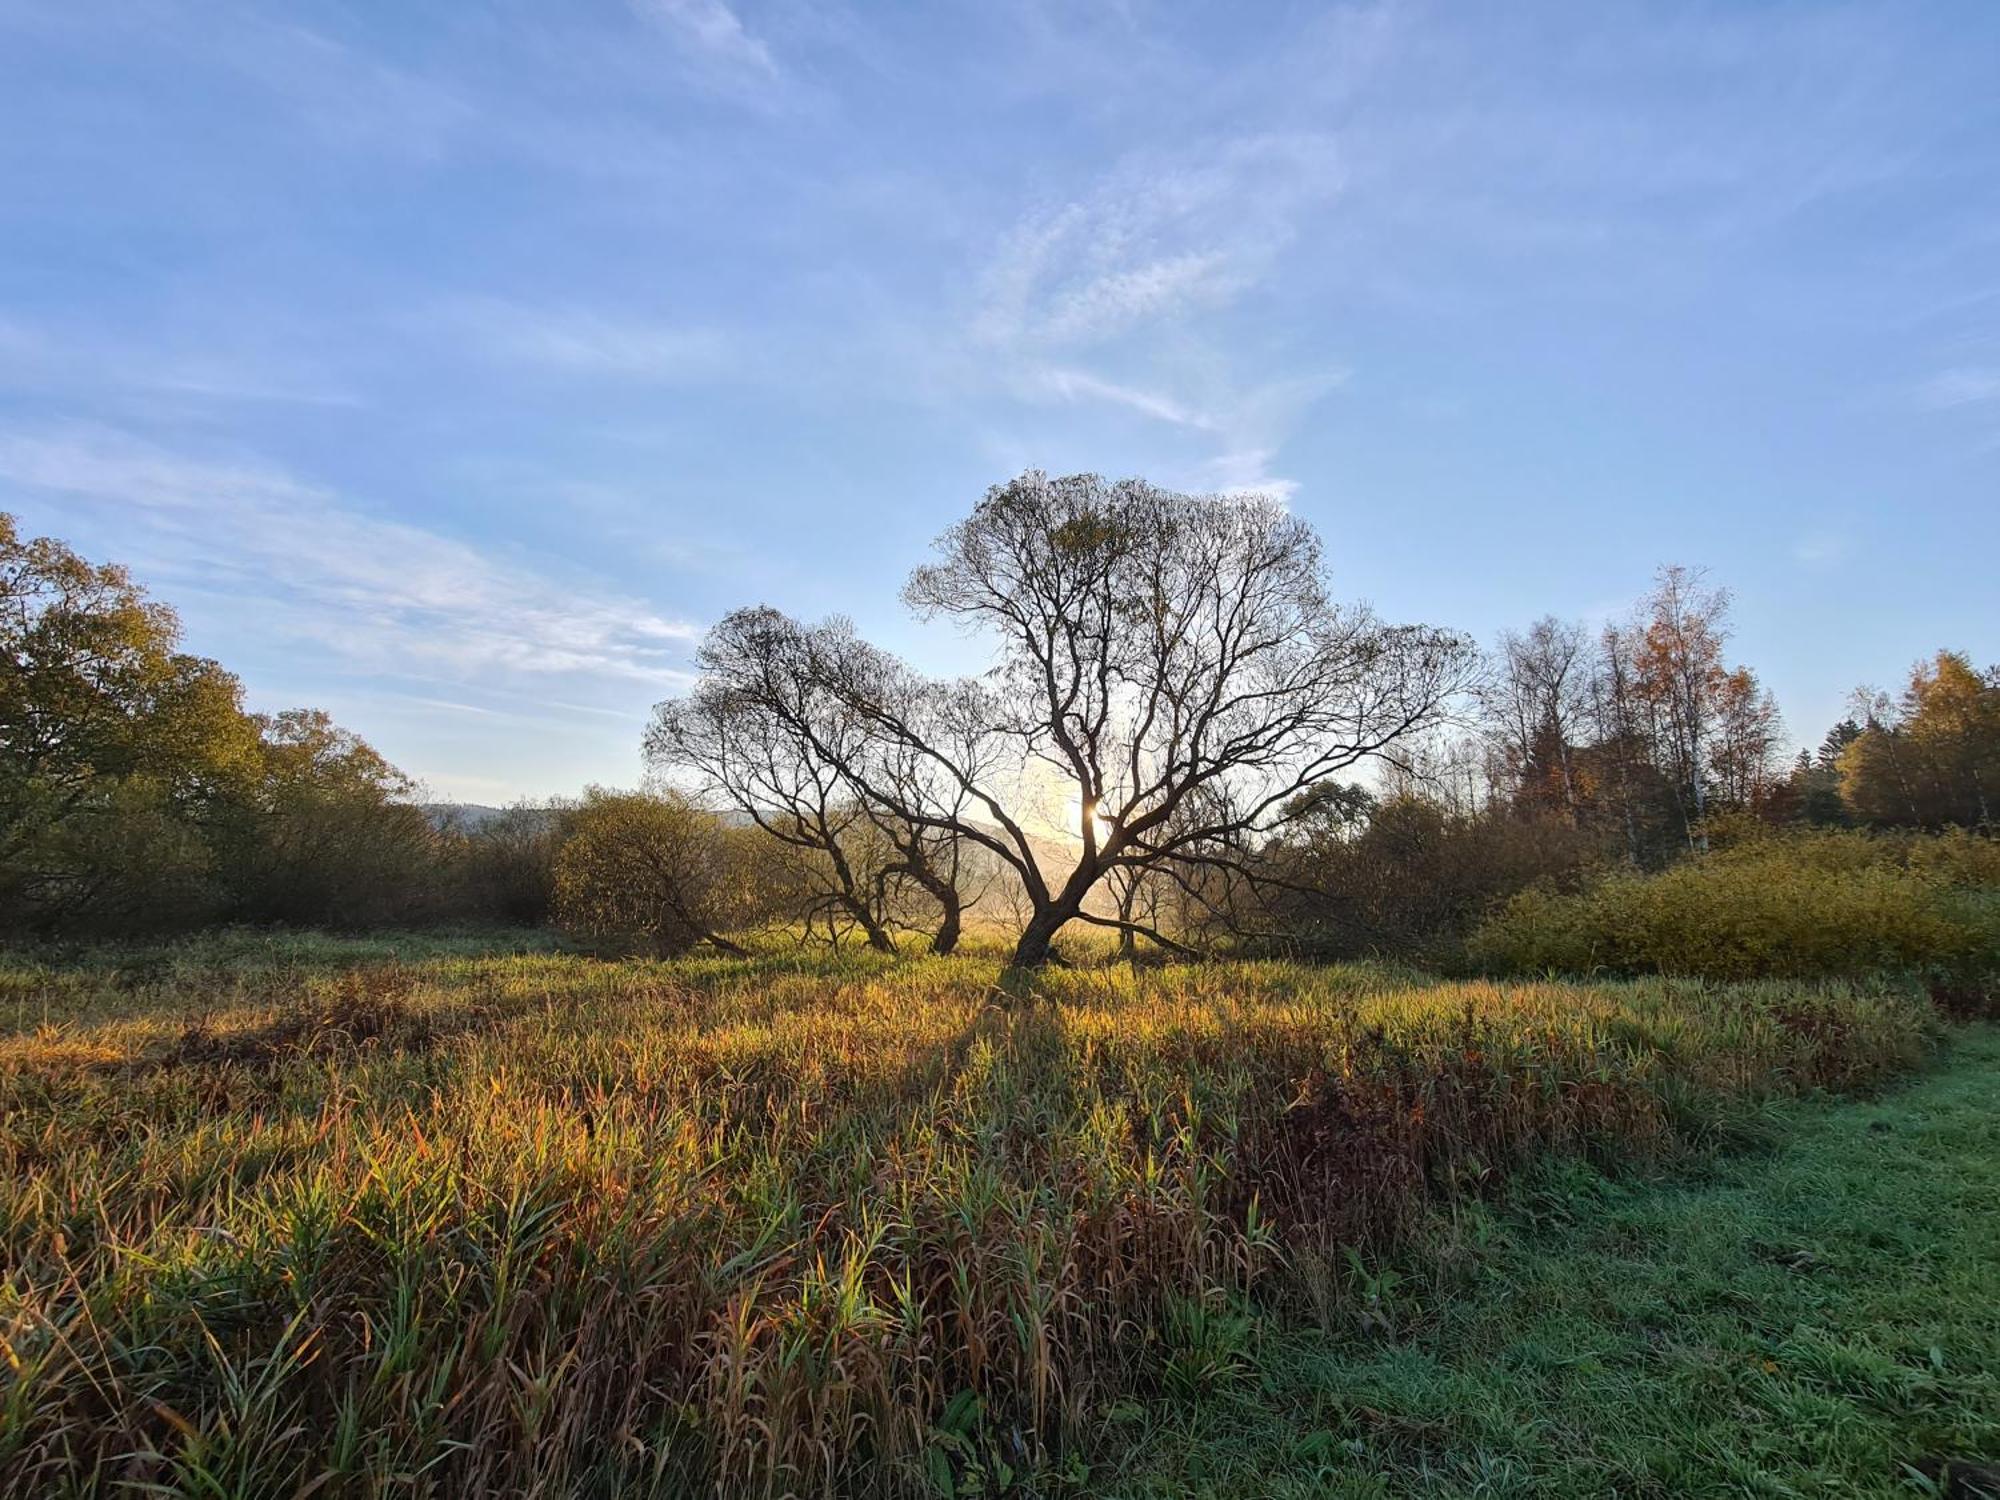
[1481,616,1593,816]
[1586,622,1652,864]
[646,608,902,952]
[857,726,985,954]
[648,608,978,954]
[790,472,1478,967]
[1631,565,1735,849]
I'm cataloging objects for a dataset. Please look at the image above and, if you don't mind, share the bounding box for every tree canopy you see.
[0,513,442,936]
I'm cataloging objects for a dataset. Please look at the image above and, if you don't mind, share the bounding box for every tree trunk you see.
[1618,757,1640,866]
[896,863,962,956]
[834,892,898,953]
[1009,859,1105,969]
[930,891,962,956]
[1009,905,1068,968]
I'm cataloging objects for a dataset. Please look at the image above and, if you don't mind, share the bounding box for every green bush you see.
[445,804,572,926]
[1256,795,1603,962]
[1470,831,2000,985]
[0,776,221,937]
[552,789,778,955]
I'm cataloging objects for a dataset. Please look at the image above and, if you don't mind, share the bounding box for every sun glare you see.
[1066,796,1116,842]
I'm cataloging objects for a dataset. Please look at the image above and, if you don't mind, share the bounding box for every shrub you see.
[213,710,446,929]
[552,789,774,955]
[447,802,572,925]
[0,776,221,937]
[1257,796,1602,962]
[1470,830,2000,985]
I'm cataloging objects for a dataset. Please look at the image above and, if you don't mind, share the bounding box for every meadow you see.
[1116,1025,2000,1498]
[0,932,1969,1497]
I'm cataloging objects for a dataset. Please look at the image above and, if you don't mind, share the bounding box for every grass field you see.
[1112,1026,2000,1498]
[0,932,1981,1497]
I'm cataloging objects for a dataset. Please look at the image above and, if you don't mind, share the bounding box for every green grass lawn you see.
[1112,1026,2000,1499]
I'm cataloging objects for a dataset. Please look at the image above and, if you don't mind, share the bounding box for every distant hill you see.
[421,803,532,832]
[424,801,777,833]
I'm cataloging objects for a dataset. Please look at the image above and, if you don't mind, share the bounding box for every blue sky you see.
[2,1,1995,802]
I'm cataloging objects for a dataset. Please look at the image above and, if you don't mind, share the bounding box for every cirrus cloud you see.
[0,424,699,688]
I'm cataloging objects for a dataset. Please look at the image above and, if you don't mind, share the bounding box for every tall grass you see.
[0,941,1941,1496]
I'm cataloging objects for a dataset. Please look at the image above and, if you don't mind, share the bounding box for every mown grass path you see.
[1116,1026,2000,1498]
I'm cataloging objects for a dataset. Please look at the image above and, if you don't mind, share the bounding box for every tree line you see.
[4,478,1993,960]
[1234,578,1996,961]
[1,514,449,937]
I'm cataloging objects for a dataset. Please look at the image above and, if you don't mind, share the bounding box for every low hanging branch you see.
[1067,907,1202,958]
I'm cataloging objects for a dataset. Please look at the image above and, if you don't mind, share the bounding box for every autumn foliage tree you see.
[1476,566,1782,862]
[1840,652,1999,828]
[219,710,442,928]
[2,514,259,931]
[1629,567,1783,840]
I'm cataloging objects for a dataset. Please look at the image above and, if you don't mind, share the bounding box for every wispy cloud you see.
[1036,249,1241,346]
[1022,359,1344,506]
[1199,449,1301,507]
[1918,367,2000,409]
[384,692,646,728]
[206,18,476,161]
[972,134,1344,353]
[0,317,360,409]
[0,425,698,688]
[960,135,1348,502]
[630,0,782,92]
[1032,367,1218,431]
[1793,529,1853,569]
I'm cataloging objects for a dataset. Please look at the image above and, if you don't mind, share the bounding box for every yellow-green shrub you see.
[1704,824,2000,885]
[1470,832,2000,984]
